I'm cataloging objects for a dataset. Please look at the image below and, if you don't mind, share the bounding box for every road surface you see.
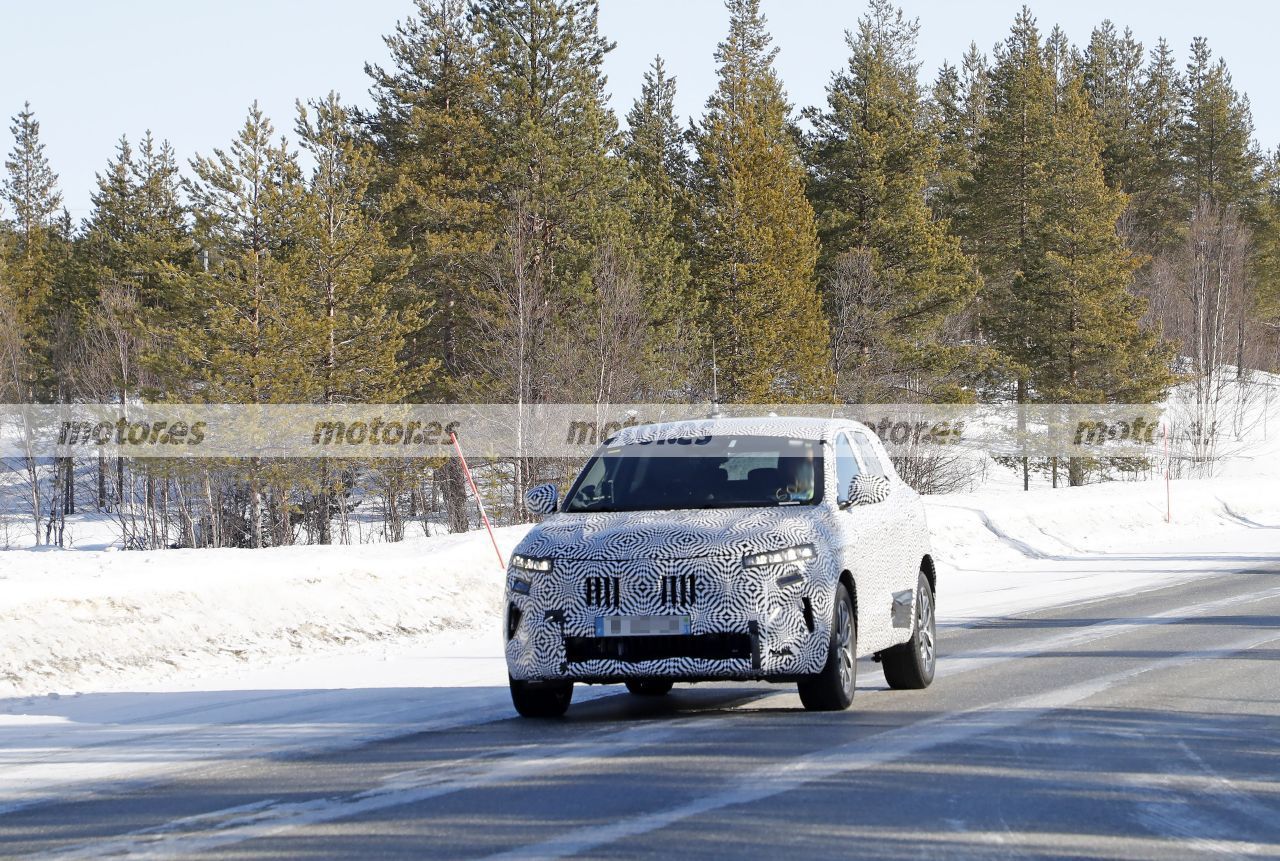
[2,562,1279,859]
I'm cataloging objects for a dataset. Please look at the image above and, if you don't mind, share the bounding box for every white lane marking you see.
[484,630,1280,861]
[30,585,1280,859]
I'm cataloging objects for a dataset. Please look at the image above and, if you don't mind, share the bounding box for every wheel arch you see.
[838,569,858,625]
[920,554,937,596]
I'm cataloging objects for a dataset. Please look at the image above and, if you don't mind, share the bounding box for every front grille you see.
[659,573,698,607]
[583,575,621,609]
[564,633,752,663]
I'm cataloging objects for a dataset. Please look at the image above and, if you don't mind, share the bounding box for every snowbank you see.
[3,475,1278,699]
[0,527,530,698]
[929,476,1279,570]
[928,476,1280,621]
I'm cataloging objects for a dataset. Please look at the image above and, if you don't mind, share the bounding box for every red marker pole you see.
[450,431,506,571]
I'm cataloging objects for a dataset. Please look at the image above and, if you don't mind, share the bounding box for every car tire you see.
[881,570,937,690]
[509,676,574,718]
[798,584,856,711]
[625,679,674,697]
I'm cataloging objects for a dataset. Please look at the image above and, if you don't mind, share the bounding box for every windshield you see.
[563,435,824,513]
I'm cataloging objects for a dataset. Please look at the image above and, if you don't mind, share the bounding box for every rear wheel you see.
[798,584,856,711]
[881,570,936,690]
[625,679,674,697]
[509,677,573,718]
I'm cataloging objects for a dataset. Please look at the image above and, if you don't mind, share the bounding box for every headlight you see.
[742,544,816,568]
[510,553,553,573]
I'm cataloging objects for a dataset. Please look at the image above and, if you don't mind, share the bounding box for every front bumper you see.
[503,555,832,682]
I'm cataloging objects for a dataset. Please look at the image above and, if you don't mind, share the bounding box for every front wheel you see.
[798,584,856,711]
[881,570,936,690]
[626,679,674,697]
[510,677,573,718]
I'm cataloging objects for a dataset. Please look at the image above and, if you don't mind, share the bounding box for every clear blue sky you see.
[2,0,1275,220]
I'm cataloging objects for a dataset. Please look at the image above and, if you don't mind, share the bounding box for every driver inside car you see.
[781,453,816,503]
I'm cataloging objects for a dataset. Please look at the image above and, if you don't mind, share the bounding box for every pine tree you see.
[1082,22,1145,193]
[1255,148,1280,326]
[1181,38,1261,210]
[473,0,627,264]
[2,103,61,250]
[692,0,831,402]
[184,103,312,406]
[471,0,638,404]
[966,7,1055,311]
[625,56,691,213]
[1131,38,1186,255]
[1043,24,1079,97]
[1038,78,1173,483]
[930,43,987,226]
[295,93,424,543]
[623,56,700,397]
[972,10,1174,487]
[366,0,505,531]
[82,132,195,397]
[131,134,194,321]
[806,0,981,403]
[1179,40,1267,384]
[184,104,314,547]
[1035,79,1172,404]
[467,0,663,507]
[1,103,65,399]
[365,0,498,399]
[297,93,421,405]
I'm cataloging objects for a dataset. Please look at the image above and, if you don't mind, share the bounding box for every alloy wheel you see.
[836,597,854,695]
[917,585,935,670]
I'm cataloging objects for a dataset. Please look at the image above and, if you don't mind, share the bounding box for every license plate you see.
[595,615,691,637]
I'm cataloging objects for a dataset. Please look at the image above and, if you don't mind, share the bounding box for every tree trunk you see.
[1017,376,1029,491]
[1068,456,1086,486]
[250,461,262,549]
[97,451,107,511]
[440,460,469,533]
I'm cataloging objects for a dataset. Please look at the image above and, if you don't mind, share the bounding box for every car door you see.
[834,431,899,653]
[853,429,924,626]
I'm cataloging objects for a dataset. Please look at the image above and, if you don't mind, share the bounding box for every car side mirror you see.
[524,483,559,516]
[846,474,891,507]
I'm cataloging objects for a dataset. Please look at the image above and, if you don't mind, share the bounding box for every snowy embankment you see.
[0,528,528,699]
[927,476,1280,619]
[2,475,1278,699]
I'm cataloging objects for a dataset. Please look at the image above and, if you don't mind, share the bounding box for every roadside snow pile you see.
[928,476,1280,621]
[929,476,1280,570]
[0,527,530,698]
[2,476,1277,699]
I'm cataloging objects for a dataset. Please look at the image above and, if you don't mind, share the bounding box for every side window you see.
[834,434,861,504]
[853,432,887,478]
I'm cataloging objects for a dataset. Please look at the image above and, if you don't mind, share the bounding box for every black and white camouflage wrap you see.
[504,417,933,684]
[848,474,891,506]
[523,482,558,516]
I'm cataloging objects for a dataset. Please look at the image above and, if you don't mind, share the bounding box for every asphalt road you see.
[4,566,1280,860]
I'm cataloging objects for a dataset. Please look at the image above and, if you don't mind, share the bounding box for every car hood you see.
[515,506,827,562]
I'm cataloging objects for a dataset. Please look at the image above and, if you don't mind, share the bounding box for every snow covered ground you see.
[0,525,527,699]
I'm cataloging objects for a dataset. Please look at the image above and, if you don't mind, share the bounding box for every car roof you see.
[607,415,870,446]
